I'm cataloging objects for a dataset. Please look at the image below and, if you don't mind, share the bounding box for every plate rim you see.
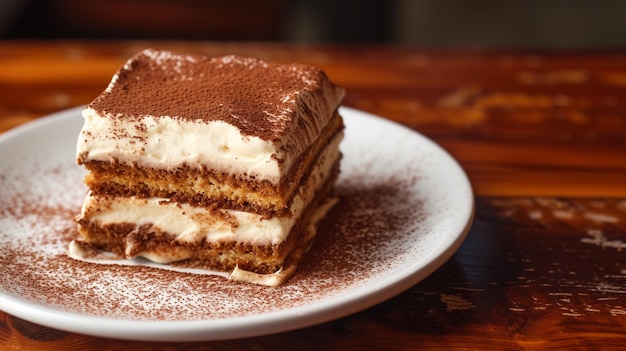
[0,106,474,341]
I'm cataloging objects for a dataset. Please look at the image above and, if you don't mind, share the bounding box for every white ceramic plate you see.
[0,106,473,342]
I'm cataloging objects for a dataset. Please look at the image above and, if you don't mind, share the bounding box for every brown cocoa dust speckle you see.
[0,156,429,321]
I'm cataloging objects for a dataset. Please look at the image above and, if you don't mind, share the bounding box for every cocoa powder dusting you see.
[90,50,342,141]
[0,157,429,321]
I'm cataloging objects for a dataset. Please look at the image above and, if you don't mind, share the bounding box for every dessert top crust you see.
[89,49,345,142]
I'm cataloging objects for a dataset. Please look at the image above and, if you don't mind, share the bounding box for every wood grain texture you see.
[1,42,626,350]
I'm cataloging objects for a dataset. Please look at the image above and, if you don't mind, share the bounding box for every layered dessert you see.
[69,49,345,286]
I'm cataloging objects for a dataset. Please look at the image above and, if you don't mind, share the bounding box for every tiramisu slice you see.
[69,49,345,286]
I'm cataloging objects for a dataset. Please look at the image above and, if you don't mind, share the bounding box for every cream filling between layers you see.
[77,106,340,184]
[78,191,299,247]
[69,196,338,287]
[228,196,338,287]
[72,132,342,262]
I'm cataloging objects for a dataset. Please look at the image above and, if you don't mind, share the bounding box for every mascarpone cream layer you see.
[69,196,339,287]
[78,107,284,183]
[79,193,295,246]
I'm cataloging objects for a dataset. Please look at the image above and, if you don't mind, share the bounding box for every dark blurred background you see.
[1,0,626,49]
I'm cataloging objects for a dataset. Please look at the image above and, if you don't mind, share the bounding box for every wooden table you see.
[1,41,625,350]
